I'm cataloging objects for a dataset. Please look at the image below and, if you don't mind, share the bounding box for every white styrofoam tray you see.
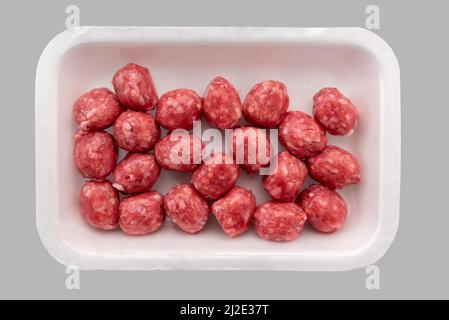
[35,27,400,271]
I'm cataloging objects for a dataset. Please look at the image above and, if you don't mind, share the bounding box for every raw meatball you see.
[191,152,239,201]
[279,111,327,159]
[113,110,160,152]
[163,183,209,234]
[119,191,165,236]
[297,184,348,233]
[112,153,160,194]
[230,126,271,173]
[211,186,256,238]
[112,63,158,111]
[73,88,123,132]
[254,201,307,242]
[155,133,203,172]
[73,131,117,180]
[203,76,242,129]
[79,180,119,230]
[262,151,308,201]
[307,145,361,189]
[243,80,289,128]
[313,87,358,136]
[156,89,202,131]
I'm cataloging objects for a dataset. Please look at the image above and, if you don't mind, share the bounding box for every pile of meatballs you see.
[73,63,361,241]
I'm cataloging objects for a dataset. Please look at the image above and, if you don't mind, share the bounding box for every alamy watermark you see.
[168,121,279,175]
[65,265,80,290]
[365,265,380,290]
[365,5,380,30]
[65,5,80,29]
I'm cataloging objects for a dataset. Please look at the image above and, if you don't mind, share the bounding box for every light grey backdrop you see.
[0,0,448,299]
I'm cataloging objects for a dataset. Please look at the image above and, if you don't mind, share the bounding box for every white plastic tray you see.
[35,27,401,271]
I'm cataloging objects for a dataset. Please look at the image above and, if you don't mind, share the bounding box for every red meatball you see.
[156,89,202,131]
[73,88,123,132]
[211,186,256,238]
[313,88,358,136]
[191,152,239,201]
[79,180,120,230]
[155,133,203,172]
[73,131,117,180]
[307,145,361,189]
[112,63,158,111]
[230,126,271,173]
[279,111,327,159]
[113,110,160,152]
[243,80,289,128]
[262,151,308,201]
[297,184,348,233]
[254,201,307,242]
[112,153,160,194]
[119,191,165,236]
[203,76,242,129]
[163,183,209,234]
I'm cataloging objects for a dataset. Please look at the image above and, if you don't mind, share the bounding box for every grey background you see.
[0,0,447,299]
